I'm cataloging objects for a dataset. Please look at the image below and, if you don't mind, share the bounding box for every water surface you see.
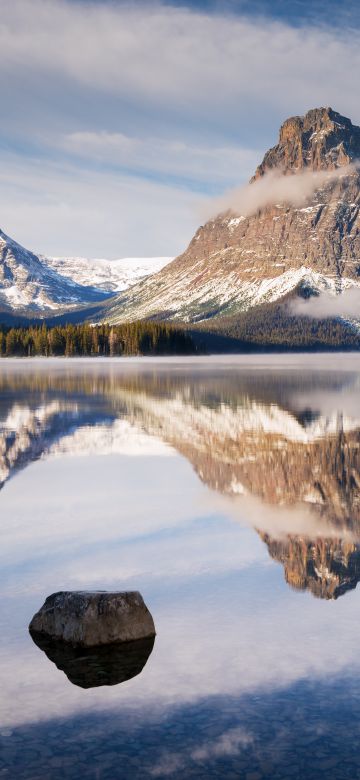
[1,355,360,779]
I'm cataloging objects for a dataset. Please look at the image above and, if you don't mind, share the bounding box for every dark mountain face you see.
[103,107,360,325]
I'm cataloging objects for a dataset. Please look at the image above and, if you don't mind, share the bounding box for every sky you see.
[1,0,360,258]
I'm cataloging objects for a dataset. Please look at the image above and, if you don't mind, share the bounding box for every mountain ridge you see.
[101,107,360,325]
[0,228,172,319]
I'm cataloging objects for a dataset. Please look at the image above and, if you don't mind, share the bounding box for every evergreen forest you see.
[0,321,197,357]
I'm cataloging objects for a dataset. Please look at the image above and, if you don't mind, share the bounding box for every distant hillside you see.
[0,227,172,320]
[44,255,172,293]
[191,298,360,352]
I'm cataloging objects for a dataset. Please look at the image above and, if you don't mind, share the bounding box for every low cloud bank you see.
[210,164,357,220]
[291,287,360,319]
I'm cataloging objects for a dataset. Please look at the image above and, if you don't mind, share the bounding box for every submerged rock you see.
[29,591,156,647]
[30,631,155,688]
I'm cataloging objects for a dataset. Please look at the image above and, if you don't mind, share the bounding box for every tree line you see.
[197,301,360,351]
[0,321,197,357]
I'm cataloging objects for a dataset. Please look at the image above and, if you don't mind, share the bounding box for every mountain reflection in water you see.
[1,362,360,600]
[260,534,360,600]
[3,358,360,780]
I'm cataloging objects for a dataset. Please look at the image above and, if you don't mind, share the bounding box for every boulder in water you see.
[29,591,156,647]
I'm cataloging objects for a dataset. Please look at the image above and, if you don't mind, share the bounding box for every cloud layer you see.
[291,287,360,320]
[210,165,358,219]
[1,0,360,255]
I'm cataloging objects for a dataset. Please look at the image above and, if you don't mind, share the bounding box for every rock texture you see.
[103,107,360,323]
[30,632,155,688]
[29,591,156,647]
[260,535,360,600]
[254,108,360,176]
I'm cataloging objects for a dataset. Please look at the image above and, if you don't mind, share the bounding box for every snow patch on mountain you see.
[44,255,173,292]
[47,419,176,458]
[0,230,111,313]
[106,263,360,324]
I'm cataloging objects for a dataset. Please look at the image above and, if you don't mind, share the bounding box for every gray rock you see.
[29,591,156,647]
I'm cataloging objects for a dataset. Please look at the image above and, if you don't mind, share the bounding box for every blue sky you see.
[1,0,360,258]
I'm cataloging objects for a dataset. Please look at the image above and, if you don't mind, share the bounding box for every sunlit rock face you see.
[259,535,360,600]
[29,591,156,647]
[104,107,360,323]
[254,108,360,176]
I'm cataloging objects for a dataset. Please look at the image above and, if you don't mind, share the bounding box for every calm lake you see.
[1,355,360,780]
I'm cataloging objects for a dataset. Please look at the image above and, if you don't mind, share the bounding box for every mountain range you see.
[1,106,360,345]
[0,228,171,320]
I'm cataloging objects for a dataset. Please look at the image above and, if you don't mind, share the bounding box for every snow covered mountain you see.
[102,107,360,325]
[44,256,172,293]
[0,229,112,316]
[0,228,172,318]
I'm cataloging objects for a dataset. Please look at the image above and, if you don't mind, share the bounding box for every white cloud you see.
[209,164,358,219]
[61,130,260,185]
[0,153,200,258]
[291,286,360,319]
[1,1,360,254]
[1,1,360,121]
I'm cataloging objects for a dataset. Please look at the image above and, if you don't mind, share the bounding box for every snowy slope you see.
[44,255,173,292]
[0,229,111,314]
[0,227,172,317]
[104,257,360,324]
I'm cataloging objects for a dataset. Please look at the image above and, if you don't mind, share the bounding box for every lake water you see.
[1,355,360,779]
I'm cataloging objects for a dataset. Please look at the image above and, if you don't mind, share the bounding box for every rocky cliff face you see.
[254,107,360,176]
[104,107,360,323]
[259,534,360,600]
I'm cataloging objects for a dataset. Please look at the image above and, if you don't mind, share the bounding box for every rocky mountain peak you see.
[254,106,360,177]
[99,106,360,325]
